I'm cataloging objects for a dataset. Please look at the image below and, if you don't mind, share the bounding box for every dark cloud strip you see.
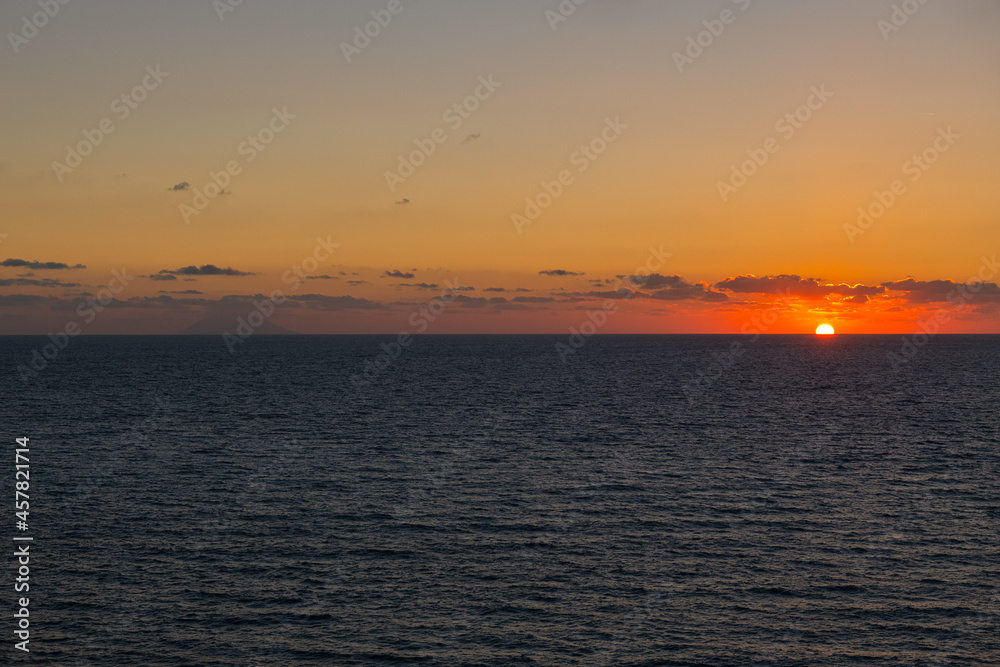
[539,270,585,277]
[158,265,255,277]
[2,259,86,270]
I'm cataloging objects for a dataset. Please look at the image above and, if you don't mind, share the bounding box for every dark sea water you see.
[1,334,997,666]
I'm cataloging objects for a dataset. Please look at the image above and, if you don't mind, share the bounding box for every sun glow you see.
[816,324,835,335]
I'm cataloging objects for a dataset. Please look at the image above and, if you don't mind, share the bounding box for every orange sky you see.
[1,0,998,334]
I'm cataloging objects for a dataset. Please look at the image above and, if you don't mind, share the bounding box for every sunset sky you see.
[1,0,998,334]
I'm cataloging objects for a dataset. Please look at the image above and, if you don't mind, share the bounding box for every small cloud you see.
[0,294,52,307]
[306,275,340,281]
[395,199,410,205]
[452,295,491,308]
[383,270,415,279]
[397,282,439,290]
[883,278,1000,304]
[0,278,82,288]
[461,133,481,144]
[1,259,86,270]
[716,275,883,300]
[483,287,507,292]
[701,290,729,302]
[627,274,689,290]
[539,269,585,277]
[159,265,255,277]
[159,289,204,295]
[347,280,369,286]
[168,182,190,191]
[149,274,178,282]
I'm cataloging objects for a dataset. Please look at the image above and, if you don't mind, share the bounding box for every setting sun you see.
[816,324,836,335]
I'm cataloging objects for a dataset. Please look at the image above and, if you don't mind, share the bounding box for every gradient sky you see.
[1,0,998,334]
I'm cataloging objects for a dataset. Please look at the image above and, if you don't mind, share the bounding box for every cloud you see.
[449,294,535,310]
[882,278,1000,303]
[168,182,190,191]
[397,282,439,290]
[47,295,217,311]
[347,280,369,286]
[158,265,255,277]
[383,270,415,279]
[577,274,727,302]
[715,275,884,299]
[0,294,52,307]
[571,289,642,300]
[1,259,86,270]
[454,295,491,308]
[625,273,689,290]
[149,274,178,282]
[649,285,727,302]
[159,290,204,295]
[701,290,730,302]
[461,133,481,144]
[306,275,340,281]
[481,286,531,293]
[0,278,82,288]
[512,296,554,303]
[539,269,585,277]
[27,293,391,313]
[395,198,410,205]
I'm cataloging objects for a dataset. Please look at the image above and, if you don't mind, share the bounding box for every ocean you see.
[2,334,997,665]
